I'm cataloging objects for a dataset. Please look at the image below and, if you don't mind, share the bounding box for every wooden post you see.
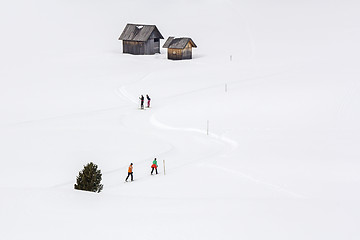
[163,160,166,175]
[207,120,209,135]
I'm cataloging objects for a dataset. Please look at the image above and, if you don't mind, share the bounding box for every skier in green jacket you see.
[151,158,158,175]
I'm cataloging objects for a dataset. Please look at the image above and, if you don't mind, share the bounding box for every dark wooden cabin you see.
[118,24,164,55]
[162,37,197,60]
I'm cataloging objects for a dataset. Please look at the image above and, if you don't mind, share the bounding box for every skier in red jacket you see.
[146,94,151,108]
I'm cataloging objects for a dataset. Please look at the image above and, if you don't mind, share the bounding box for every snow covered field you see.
[1,0,359,239]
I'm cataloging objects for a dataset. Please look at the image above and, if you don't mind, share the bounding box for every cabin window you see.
[154,38,159,42]
[172,51,176,55]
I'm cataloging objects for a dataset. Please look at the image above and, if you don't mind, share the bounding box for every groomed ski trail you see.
[116,80,306,198]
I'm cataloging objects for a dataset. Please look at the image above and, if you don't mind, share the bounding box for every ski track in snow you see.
[150,114,306,198]
[201,163,308,199]
[116,77,308,199]
[114,72,153,106]
[0,106,125,127]
[116,82,238,151]
[149,114,238,150]
[115,86,139,105]
[336,80,360,117]
[157,71,286,102]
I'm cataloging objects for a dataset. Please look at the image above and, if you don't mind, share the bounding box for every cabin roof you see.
[163,37,197,49]
[119,24,164,42]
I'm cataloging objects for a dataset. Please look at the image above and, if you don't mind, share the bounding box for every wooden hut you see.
[162,37,197,60]
[119,24,164,55]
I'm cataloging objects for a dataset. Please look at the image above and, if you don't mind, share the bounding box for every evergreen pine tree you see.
[74,162,103,193]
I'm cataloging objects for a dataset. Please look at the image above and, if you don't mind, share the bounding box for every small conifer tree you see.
[74,162,103,193]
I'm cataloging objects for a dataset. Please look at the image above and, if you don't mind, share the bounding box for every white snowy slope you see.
[0,0,359,239]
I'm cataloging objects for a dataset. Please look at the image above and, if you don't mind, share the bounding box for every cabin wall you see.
[123,41,145,55]
[167,48,183,60]
[154,39,160,53]
[144,40,153,55]
[167,44,193,60]
[123,39,160,55]
[149,32,161,53]
[182,43,193,59]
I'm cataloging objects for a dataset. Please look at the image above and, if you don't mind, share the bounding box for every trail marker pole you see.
[163,160,166,175]
[207,120,209,135]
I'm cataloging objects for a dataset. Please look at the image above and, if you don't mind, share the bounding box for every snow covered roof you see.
[119,24,164,42]
[162,37,197,49]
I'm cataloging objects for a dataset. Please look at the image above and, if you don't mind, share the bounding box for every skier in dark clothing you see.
[125,163,133,182]
[139,95,145,109]
[146,94,151,108]
[151,158,158,175]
